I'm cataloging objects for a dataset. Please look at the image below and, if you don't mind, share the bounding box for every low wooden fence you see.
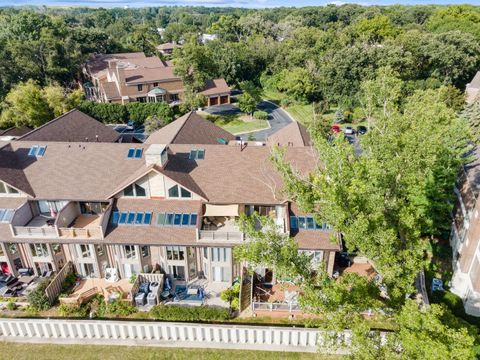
[45,261,74,305]
[0,318,326,353]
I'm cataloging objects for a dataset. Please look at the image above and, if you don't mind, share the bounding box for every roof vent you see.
[145,144,168,167]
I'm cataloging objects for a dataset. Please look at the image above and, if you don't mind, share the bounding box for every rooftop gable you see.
[267,121,312,147]
[17,109,120,143]
[146,112,235,145]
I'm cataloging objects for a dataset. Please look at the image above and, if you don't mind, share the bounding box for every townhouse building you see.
[450,148,480,316]
[0,111,340,290]
[83,52,230,107]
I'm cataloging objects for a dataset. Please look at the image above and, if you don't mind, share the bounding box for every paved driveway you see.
[204,101,293,140]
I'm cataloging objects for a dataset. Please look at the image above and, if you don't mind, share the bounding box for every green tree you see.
[353,15,399,43]
[238,92,257,116]
[0,80,53,128]
[359,66,402,127]
[44,84,83,117]
[272,88,471,300]
[276,67,317,102]
[323,300,477,360]
[461,99,480,144]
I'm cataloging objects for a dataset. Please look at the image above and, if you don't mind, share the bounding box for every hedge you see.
[254,110,268,120]
[78,101,174,125]
[149,305,230,322]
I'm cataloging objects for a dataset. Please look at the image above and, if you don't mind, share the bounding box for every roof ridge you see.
[170,111,194,143]
[16,108,79,141]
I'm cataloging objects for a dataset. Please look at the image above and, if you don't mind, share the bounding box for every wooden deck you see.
[59,278,133,305]
[70,215,101,229]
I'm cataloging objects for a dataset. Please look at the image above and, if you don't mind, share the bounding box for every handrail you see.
[198,230,244,242]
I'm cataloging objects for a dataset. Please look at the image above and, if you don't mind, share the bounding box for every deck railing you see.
[252,301,301,313]
[12,226,57,238]
[198,230,244,242]
[58,227,102,239]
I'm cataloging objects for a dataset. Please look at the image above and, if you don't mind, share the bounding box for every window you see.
[96,245,105,257]
[123,245,137,259]
[124,184,134,196]
[38,200,67,215]
[168,185,179,198]
[142,245,149,258]
[79,245,91,258]
[28,146,38,157]
[113,211,152,226]
[181,188,191,198]
[153,82,158,87]
[7,244,17,256]
[127,148,143,159]
[166,246,185,261]
[123,182,147,197]
[80,202,108,215]
[7,186,18,194]
[156,213,197,227]
[30,243,49,257]
[37,146,47,157]
[289,215,331,231]
[0,209,14,223]
[137,84,143,92]
[189,149,205,160]
[27,145,46,157]
[135,184,146,197]
[170,93,179,102]
[211,247,230,263]
[52,244,62,255]
[0,183,5,193]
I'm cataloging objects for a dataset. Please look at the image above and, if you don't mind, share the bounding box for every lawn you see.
[261,88,315,125]
[0,342,343,360]
[198,112,268,135]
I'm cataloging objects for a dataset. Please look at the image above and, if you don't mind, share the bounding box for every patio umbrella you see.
[50,207,57,218]
[165,277,171,290]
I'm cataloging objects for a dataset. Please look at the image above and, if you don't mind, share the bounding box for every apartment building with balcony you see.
[0,111,340,291]
[450,148,480,316]
[83,52,231,107]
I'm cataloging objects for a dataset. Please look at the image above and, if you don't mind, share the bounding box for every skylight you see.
[156,212,198,227]
[28,145,47,157]
[112,211,152,226]
[127,148,143,159]
[189,149,205,160]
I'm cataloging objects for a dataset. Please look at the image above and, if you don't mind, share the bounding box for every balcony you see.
[56,202,112,240]
[198,229,244,242]
[58,215,103,239]
[12,215,58,238]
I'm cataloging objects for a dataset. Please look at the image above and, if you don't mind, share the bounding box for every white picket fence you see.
[0,318,328,353]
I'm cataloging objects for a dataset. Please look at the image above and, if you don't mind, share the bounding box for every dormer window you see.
[189,149,205,160]
[28,145,47,157]
[153,82,158,87]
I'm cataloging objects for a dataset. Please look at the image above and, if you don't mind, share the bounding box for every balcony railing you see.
[12,226,57,238]
[58,227,102,239]
[198,230,244,242]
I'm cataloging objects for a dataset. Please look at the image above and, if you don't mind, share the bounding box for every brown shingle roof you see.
[17,109,120,143]
[104,198,201,245]
[86,52,146,78]
[165,144,317,204]
[0,141,147,200]
[0,126,32,137]
[101,82,121,100]
[156,43,181,51]
[145,112,235,145]
[200,79,230,96]
[267,121,312,147]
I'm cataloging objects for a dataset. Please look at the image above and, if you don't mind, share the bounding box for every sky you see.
[2,0,480,9]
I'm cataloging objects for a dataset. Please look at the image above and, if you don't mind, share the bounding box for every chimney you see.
[107,59,118,70]
[145,144,168,167]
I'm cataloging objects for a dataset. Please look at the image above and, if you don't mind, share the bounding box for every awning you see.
[204,204,239,217]
[148,87,167,96]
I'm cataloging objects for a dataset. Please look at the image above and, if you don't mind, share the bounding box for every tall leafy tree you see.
[272,87,471,299]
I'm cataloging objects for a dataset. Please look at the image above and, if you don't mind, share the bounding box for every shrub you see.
[149,305,230,322]
[6,302,17,311]
[27,279,50,311]
[58,303,88,318]
[61,272,77,293]
[254,111,268,120]
[106,299,137,317]
[78,101,128,124]
[126,102,174,125]
[430,290,466,318]
[220,284,240,311]
[280,97,294,107]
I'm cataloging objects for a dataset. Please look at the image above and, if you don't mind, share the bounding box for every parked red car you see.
[331,124,341,133]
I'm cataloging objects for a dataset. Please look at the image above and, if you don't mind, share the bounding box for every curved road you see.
[204,101,294,140]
